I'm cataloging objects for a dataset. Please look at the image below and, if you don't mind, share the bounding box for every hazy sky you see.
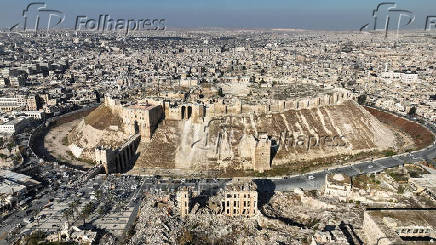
[1,0,435,30]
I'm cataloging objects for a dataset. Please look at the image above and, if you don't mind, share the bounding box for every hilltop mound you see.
[134,100,401,174]
[66,105,130,162]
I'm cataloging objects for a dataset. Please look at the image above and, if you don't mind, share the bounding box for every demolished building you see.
[176,178,258,218]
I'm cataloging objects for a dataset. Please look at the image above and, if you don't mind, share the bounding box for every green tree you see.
[24,231,46,245]
[69,199,80,220]
[408,106,417,117]
[62,207,74,225]
[80,202,95,225]
[357,94,367,105]
[95,190,103,201]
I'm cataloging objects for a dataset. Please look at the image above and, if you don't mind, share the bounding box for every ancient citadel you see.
[94,88,365,174]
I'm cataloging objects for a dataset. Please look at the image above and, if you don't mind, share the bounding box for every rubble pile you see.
[129,193,184,245]
[129,192,308,244]
[262,192,364,240]
[129,190,370,244]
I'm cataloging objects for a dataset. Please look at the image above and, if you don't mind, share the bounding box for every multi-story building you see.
[0,96,26,112]
[176,189,190,218]
[222,178,258,217]
[0,117,32,135]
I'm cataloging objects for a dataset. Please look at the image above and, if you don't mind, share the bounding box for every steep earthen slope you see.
[67,105,130,161]
[365,107,434,149]
[135,100,397,171]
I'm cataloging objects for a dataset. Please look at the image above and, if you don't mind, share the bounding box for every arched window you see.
[187,106,192,119]
[181,106,186,120]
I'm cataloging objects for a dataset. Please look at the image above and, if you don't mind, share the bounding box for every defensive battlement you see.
[104,95,164,139]
[104,89,353,124]
[204,89,354,117]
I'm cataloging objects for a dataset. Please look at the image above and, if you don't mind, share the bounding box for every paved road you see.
[269,120,436,191]
[20,105,436,197]
[127,119,436,193]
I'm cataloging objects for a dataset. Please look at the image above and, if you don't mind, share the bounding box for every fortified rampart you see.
[105,89,354,125]
[102,89,354,173]
[95,134,141,174]
[253,133,272,173]
[161,88,354,123]
[205,89,354,118]
[104,96,163,140]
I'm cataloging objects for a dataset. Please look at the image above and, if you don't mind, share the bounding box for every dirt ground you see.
[44,119,93,168]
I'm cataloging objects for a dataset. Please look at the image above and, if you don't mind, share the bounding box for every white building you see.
[0,96,26,112]
[0,117,32,135]
[380,71,418,83]
[12,111,45,120]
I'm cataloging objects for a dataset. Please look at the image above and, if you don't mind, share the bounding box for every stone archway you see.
[181,106,186,120]
[187,106,192,119]
[134,121,140,134]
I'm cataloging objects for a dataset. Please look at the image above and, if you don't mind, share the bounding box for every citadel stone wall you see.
[95,134,141,174]
[101,89,355,173]
[162,89,354,121]
[104,89,353,127]
[105,96,163,139]
[253,133,272,172]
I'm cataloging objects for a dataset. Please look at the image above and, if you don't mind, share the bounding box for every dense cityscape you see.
[0,8,435,245]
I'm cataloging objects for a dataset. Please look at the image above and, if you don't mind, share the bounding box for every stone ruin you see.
[95,134,141,174]
[176,178,258,218]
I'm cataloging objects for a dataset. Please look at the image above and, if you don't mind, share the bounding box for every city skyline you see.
[1,0,435,30]
[0,1,435,244]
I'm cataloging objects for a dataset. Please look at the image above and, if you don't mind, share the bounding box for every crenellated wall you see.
[210,90,353,117]
[104,89,354,126]
[161,89,355,121]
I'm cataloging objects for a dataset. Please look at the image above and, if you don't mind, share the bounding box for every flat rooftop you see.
[366,208,436,244]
